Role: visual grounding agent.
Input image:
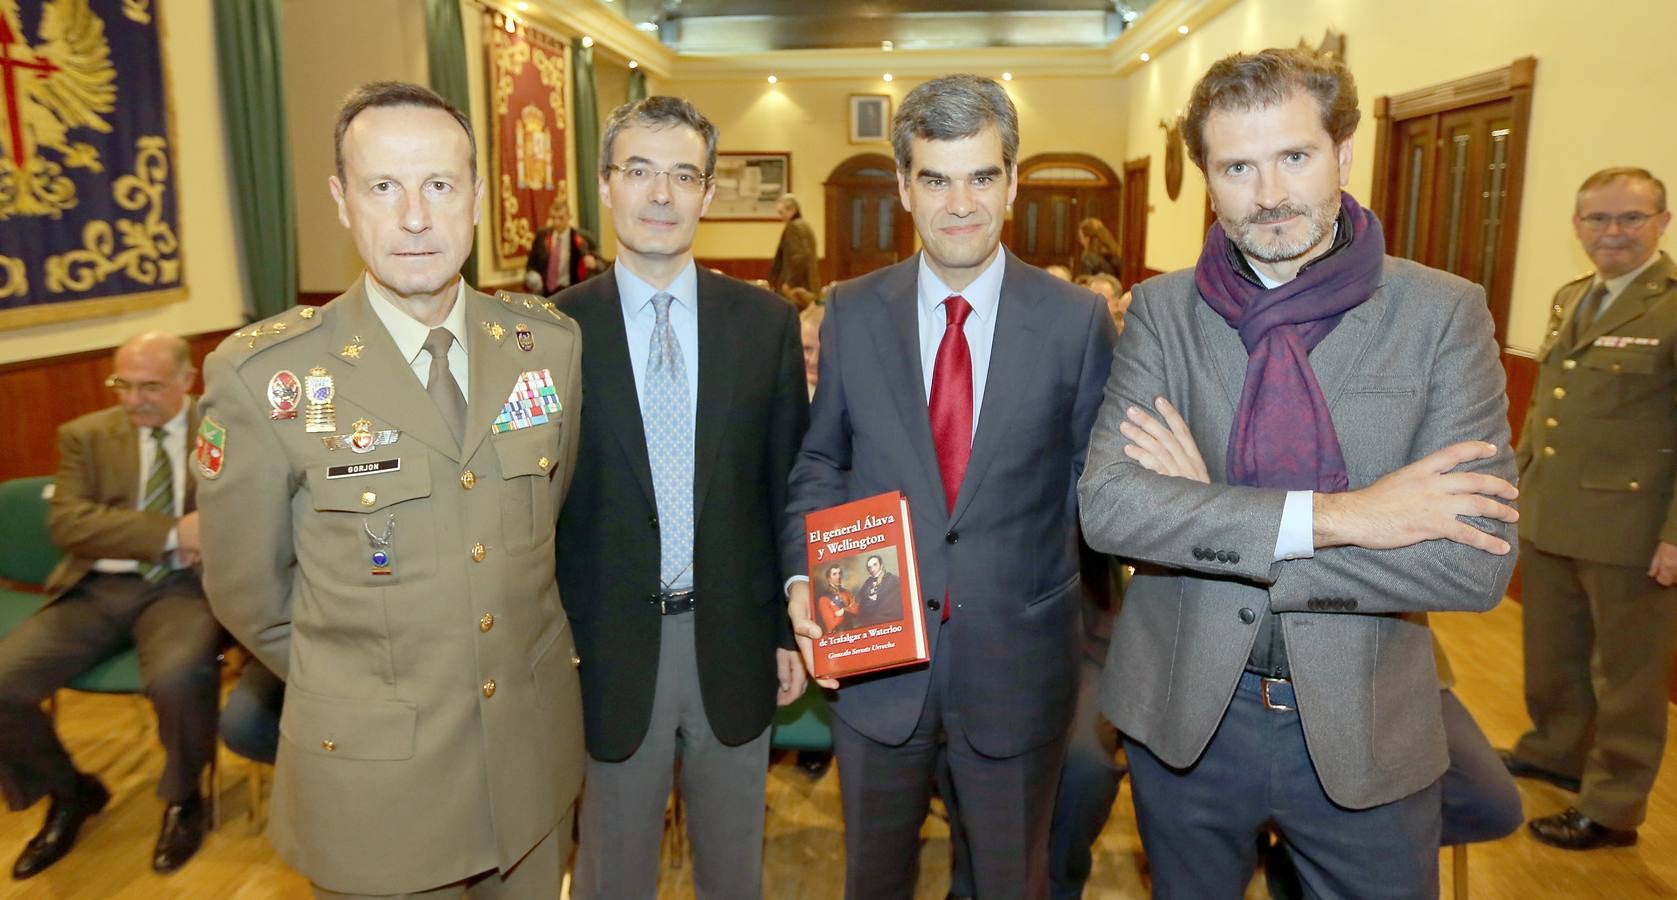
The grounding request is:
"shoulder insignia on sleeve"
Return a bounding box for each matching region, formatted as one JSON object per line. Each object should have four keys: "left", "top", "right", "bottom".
{"left": 227, "top": 305, "right": 324, "bottom": 356}
{"left": 195, "top": 415, "right": 227, "bottom": 479}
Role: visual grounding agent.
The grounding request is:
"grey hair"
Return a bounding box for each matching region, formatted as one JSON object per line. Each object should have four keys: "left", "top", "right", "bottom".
{"left": 600, "top": 95, "right": 719, "bottom": 178}
{"left": 1576, "top": 167, "right": 1667, "bottom": 213}
{"left": 891, "top": 74, "right": 1020, "bottom": 174}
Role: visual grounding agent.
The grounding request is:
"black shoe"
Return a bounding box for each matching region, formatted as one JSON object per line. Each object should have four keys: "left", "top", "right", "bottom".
{"left": 1498, "top": 749, "right": 1582, "bottom": 792}
{"left": 151, "top": 794, "right": 206, "bottom": 874}
{"left": 1528, "top": 807, "right": 1637, "bottom": 850}
{"left": 11, "top": 774, "right": 110, "bottom": 880}
{"left": 796, "top": 750, "right": 833, "bottom": 779}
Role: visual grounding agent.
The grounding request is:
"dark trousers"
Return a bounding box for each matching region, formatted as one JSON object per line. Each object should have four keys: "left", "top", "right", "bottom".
{"left": 831, "top": 628, "right": 1068, "bottom": 900}
{"left": 944, "top": 657, "right": 1124, "bottom": 899}
{"left": 1126, "top": 672, "right": 1441, "bottom": 900}
{"left": 0, "top": 572, "right": 221, "bottom": 808}
{"left": 1514, "top": 539, "right": 1677, "bottom": 829}
{"left": 221, "top": 656, "right": 284, "bottom": 765}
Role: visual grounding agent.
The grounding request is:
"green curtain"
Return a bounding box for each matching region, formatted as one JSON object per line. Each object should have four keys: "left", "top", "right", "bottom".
{"left": 628, "top": 67, "right": 647, "bottom": 103}
{"left": 425, "top": 0, "right": 478, "bottom": 286}
{"left": 571, "top": 38, "right": 601, "bottom": 240}
{"left": 213, "top": 0, "right": 296, "bottom": 321}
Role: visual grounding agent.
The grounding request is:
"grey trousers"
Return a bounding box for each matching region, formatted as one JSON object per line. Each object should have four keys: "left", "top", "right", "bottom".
{"left": 312, "top": 817, "right": 568, "bottom": 900}
{"left": 0, "top": 571, "right": 221, "bottom": 808}
{"left": 572, "top": 613, "right": 771, "bottom": 900}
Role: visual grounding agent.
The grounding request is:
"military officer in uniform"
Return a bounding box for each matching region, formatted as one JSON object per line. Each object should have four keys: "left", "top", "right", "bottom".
{"left": 1508, "top": 166, "right": 1677, "bottom": 850}
{"left": 197, "top": 82, "right": 584, "bottom": 897}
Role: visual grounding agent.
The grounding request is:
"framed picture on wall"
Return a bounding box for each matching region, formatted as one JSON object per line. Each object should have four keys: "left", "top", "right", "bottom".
{"left": 850, "top": 94, "right": 891, "bottom": 143}
{"left": 704, "top": 152, "right": 791, "bottom": 220}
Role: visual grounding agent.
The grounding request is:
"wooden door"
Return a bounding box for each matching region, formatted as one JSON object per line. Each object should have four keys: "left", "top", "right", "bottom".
{"left": 823, "top": 154, "right": 915, "bottom": 282}
{"left": 1121, "top": 157, "right": 1150, "bottom": 288}
{"left": 1372, "top": 58, "right": 1535, "bottom": 345}
{"left": 1006, "top": 153, "right": 1122, "bottom": 272}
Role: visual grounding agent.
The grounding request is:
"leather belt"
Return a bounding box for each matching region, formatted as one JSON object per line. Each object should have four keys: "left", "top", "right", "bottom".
{"left": 652, "top": 589, "right": 695, "bottom": 616}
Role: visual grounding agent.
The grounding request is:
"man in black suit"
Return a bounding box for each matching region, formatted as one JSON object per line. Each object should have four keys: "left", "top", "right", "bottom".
{"left": 855, "top": 554, "right": 902, "bottom": 627}
{"left": 782, "top": 74, "right": 1117, "bottom": 899}
{"left": 555, "top": 95, "right": 809, "bottom": 899}
{"left": 525, "top": 200, "right": 598, "bottom": 295}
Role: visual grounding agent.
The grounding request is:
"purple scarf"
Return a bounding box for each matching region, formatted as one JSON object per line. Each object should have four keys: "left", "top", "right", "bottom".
{"left": 1195, "top": 192, "right": 1385, "bottom": 492}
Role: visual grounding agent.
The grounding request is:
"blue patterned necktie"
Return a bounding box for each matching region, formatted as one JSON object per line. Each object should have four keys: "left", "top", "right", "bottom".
{"left": 138, "top": 427, "right": 173, "bottom": 582}
{"left": 645, "top": 292, "right": 694, "bottom": 588}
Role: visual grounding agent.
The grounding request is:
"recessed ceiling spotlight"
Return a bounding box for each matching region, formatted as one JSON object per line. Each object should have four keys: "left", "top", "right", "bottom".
{"left": 582, "top": 36, "right": 595, "bottom": 48}
{"left": 1178, "top": 24, "right": 1189, "bottom": 34}
{"left": 1002, "top": 72, "right": 1013, "bottom": 81}
{"left": 516, "top": 1, "right": 528, "bottom": 10}
{"left": 628, "top": 60, "right": 639, "bottom": 69}
{"left": 767, "top": 75, "right": 778, "bottom": 84}
{"left": 503, "top": 16, "right": 516, "bottom": 33}
{"left": 883, "top": 73, "right": 893, "bottom": 82}
{"left": 636, "top": 20, "right": 658, "bottom": 32}
{"left": 1139, "top": 52, "right": 1150, "bottom": 62}
{"left": 882, "top": 40, "right": 894, "bottom": 52}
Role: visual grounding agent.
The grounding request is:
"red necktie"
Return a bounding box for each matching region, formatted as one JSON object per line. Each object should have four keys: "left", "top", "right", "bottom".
{"left": 545, "top": 230, "right": 562, "bottom": 293}
{"left": 929, "top": 295, "right": 973, "bottom": 623}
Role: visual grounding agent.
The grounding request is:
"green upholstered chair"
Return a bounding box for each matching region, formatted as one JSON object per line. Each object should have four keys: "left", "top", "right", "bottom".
{"left": 0, "top": 476, "right": 59, "bottom": 637}
{"left": 770, "top": 686, "right": 834, "bottom": 752}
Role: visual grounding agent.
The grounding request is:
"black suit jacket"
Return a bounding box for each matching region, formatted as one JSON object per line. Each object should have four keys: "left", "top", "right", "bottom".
{"left": 527, "top": 227, "right": 597, "bottom": 294}
{"left": 555, "top": 265, "right": 809, "bottom": 760}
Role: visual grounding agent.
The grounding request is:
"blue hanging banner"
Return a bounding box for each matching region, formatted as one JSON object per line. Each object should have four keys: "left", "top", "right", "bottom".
{"left": 0, "top": 0, "right": 183, "bottom": 329}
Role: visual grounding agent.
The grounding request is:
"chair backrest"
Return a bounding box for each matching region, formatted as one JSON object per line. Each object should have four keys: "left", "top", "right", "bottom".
{"left": 0, "top": 476, "right": 63, "bottom": 586}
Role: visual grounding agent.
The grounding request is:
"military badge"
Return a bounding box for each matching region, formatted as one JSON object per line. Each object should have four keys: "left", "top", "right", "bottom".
{"left": 483, "top": 321, "right": 506, "bottom": 343}
{"left": 321, "top": 418, "right": 400, "bottom": 453}
{"left": 492, "top": 368, "right": 561, "bottom": 434}
{"left": 304, "top": 367, "right": 336, "bottom": 433}
{"left": 267, "top": 370, "right": 301, "bottom": 420}
{"left": 365, "top": 514, "right": 395, "bottom": 576}
{"left": 195, "top": 416, "right": 227, "bottom": 480}
{"left": 516, "top": 324, "right": 534, "bottom": 352}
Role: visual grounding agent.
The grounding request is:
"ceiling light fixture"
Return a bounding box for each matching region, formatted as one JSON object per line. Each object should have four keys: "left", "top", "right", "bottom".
{"left": 628, "top": 60, "right": 639, "bottom": 69}
{"left": 581, "top": 35, "right": 594, "bottom": 48}
{"left": 1139, "top": 52, "right": 1150, "bottom": 62}
{"left": 883, "top": 73, "right": 893, "bottom": 82}
{"left": 503, "top": 16, "right": 516, "bottom": 33}
{"left": 1178, "top": 24, "right": 1189, "bottom": 34}
{"left": 1002, "top": 72, "right": 1013, "bottom": 81}
{"left": 767, "top": 75, "right": 778, "bottom": 84}
{"left": 516, "top": 1, "right": 528, "bottom": 10}
{"left": 636, "top": 21, "right": 658, "bottom": 32}
{"left": 882, "top": 40, "right": 894, "bottom": 52}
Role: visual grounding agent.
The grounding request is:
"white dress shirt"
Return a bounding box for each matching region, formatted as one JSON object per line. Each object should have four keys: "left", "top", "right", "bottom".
{"left": 93, "top": 406, "right": 189, "bottom": 573}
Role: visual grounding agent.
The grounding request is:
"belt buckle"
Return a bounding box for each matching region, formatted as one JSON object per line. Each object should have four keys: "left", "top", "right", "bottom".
{"left": 1260, "top": 677, "right": 1295, "bottom": 712}
{"left": 657, "top": 589, "right": 694, "bottom": 615}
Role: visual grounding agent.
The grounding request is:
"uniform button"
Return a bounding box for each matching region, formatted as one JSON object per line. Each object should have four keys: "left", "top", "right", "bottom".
{"left": 538, "top": 456, "right": 551, "bottom": 471}
{"left": 1562, "top": 359, "right": 1577, "bottom": 370}
{"left": 471, "top": 542, "right": 487, "bottom": 562}
{"left": 482, "top": 679, "right": 496, "bottom": 698}
{"left": 1238, "top": 608, "right": 1256, "bottom": 624}
{"left": 1549, "top": 329, "right": 1561, "bottom": 338}
{"left": 479, "top": 612, "right": 494, "bottom": 632}
{"left": 1630, "top": 481, "right": 1641, "bottom": 491}
{"left": 571, "top": 655, "right": 582, "bottom": 668}
{"left": 1545, "top": 417, "right": 1558, "bottom": 428}
{"left": 321, "top": 739, "right": 336, "bottom": 752}
{"left": 1542, "top": 446, "right": 1556, "bottom": 457}
{"left": 649, "top": 516, "right": 659, "bottom": 529}
{"left": 945, "top": 531, "right": 958, "bottom": 544}
{"left": 1552, "top": 304, "right": 1563, "bottom": 314}
{"left": 460, "top": 470, "right": 477, "bottom": 489}
{"left": 927, "top": 597, "right": 941, "bottom": 611}
{"left": 1552, "top": 387, "right": 1566, "bottom": 400}
{"left": 360, "top": 491, "right": 376, "bottom": 506}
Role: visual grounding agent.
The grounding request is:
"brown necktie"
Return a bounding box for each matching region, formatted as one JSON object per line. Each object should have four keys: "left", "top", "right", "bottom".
{"left": 423, "top": 327, "right": 466, "bottom": 446}
{"left": 1567, "top": 282, "right": 1610, "bottom": 346}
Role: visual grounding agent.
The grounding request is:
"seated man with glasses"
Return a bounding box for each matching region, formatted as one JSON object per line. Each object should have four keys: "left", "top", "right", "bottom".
{"left": 1505, "top": 165, "right": 1677, "bottom": 851}
{"left": 0, "top": 331, "right": 222, "bottom": 880}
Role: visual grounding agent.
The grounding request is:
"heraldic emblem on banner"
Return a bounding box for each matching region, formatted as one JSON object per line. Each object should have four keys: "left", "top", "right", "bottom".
{"left": 485, "top": 10, "right": 568, "bottom": 269}
{"left": 0, "top": 0, "right": 183, "bottom": 330}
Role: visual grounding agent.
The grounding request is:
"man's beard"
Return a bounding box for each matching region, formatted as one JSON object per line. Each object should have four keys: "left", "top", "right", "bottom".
{"left": 1225, "top": 194, "right": 1339, "bottom": 263}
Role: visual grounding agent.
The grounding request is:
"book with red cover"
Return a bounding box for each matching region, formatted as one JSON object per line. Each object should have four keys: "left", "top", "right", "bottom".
{"left": 804, "top": 491, "right": 928, "bottom": 679}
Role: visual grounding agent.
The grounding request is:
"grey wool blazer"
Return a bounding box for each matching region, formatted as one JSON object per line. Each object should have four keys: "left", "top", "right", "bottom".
{"left": 1077, "top": 256, "right": 1517, "bottom": 810}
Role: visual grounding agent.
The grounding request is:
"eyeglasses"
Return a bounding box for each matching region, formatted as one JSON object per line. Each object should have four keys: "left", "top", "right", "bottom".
{"left": 1578, "top": 211, "right": 1662, "bottom": 231}
{"left": 605, "top": 164, "right": 711, "bottom": 194}
{"left": 104, "top": 376, "right": 171, "bottom": 397}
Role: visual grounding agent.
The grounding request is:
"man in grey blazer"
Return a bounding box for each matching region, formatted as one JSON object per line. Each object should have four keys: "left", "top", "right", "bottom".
{"left": 1078, "top": 49, "right": 1518, "bottom": 898}
{"left": 783, "top": 75, "right": 1116, "bottom": 899}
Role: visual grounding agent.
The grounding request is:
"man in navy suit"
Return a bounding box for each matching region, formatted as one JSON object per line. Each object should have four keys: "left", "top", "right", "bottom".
{"left": 782, "top": 74, "right": 1117, "bottom": 899}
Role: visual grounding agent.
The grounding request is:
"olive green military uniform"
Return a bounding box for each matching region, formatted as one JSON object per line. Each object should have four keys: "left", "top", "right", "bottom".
{"left": 1513, "top": 252, "right": 1677, "bottom": 830}
{"left": 196, "top": 279, "right": 585, "bottom": 895}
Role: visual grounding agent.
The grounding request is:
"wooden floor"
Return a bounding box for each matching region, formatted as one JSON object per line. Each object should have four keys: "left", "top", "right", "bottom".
{"left": 3, "top": 599, "right": 1674, "bottom": 899}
